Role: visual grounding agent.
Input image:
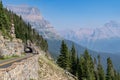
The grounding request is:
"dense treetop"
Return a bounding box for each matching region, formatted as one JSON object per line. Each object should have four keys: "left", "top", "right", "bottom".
{"left": 57, "top": 40, "right": 120, "bottom": 80}
{"left": 0, "top": 1, "right": 48, "bottom": 52}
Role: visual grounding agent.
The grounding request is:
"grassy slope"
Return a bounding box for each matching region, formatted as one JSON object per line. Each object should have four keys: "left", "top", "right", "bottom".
{"left": 38, "top": 55, "right": 77, "bottom": 80}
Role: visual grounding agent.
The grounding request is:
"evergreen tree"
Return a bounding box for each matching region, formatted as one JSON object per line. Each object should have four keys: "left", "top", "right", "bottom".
{"left": 67, "top": 49, "right": 71, "bottom": 71}
{"left": 78, "top": 50, "right": 95, "bottom": 80}
{"left": 57, "top": 40, "right": 69, "bottom": 70}
{"left": 0, "top": 1, "right": 48, "bottom": 52}
{"left": 0, "top": 1, "right": 10, "bottom": 31}
{"left": 78, "top": 56, "right": 86, "bottom": 80}
{"left": 83, "top": 49, "right": 95, "bottom": 80}
{"left": 116, "top": 72, "right": 120, "bottom": 80}
{"left": 106, "top": 57, "right": 115, "bottom": 80}
{"left": 97, "top": 55, "right": 105, "bottom": 80}
{"left": 94, "top": 57, "right": 99, "bottom": 80}
{"left": 0, "top": 1, "right": 3, "bottom": 12}
{"left": 114, "top": 70, "right": 120, "bottom": 80}
{"left": 70, "top": 44, "right": 77, "bottom": 75}
{"left": 76, "top": 54, "right": 79, "bottom": 77}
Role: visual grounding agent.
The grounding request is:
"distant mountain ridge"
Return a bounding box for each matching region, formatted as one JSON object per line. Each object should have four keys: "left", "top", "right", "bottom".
{"left": 59, "top": 21, "right": 120, "bottom": 53}
{"left": 7, "top": 5, "right": 62, "bottom": 40}
{"left": 6, "top": 5, "right": 120, "bottom": 71}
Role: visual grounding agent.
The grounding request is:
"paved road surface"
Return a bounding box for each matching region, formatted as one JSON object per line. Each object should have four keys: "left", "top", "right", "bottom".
{"left": 0, "top": 53, "right": 33, "bottom": 68}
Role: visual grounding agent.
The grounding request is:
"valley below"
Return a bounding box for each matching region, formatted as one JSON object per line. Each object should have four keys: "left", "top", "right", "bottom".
{"left": 1, "top": 0, "right": 120, "bottom": 80}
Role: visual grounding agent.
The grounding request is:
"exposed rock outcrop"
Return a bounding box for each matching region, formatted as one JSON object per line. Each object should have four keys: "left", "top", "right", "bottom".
{"left": 0, "top": 51, "right": 76, "bottom": 80}
{"left": 7, "top": 5, "right": 62, "bottom": 40}
{"left": 0, "top": 54, "right": 40, "bottom": 80}
{"left": 0, "top": 33, "right": 24, "bottom": 57}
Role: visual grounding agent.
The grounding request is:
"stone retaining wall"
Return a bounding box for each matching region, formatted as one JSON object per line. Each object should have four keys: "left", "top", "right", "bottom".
{"left": 0, "top": 55, "right": 39, "bottom": 80}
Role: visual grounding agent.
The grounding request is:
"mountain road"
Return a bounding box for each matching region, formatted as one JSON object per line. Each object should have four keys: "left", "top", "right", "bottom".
{"left": 0, "top": 53, "right": 33, "bottom": 68}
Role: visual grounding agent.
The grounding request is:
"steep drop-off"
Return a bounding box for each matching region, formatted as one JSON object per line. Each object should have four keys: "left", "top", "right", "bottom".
{"left": 0, "top": 52, "right": 76, "bottom": 80}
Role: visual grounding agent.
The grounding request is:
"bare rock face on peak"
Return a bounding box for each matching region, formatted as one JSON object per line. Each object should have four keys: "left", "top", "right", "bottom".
{"left": 7, "top": 5, "right": 62, "bottom": 40}
{"left": 59, "top": 21, "right": 120, "bottom": 53}
{"left": 0, "top": 33, "right": 24, "bottom": 57}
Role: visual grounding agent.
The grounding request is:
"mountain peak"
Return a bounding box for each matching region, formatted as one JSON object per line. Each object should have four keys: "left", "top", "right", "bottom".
{"left": 104, "top": 20, "right": 120, "bottom": 28}
{"left": 7, "top": 5, "right": 41, "bottom": 16}
{"left": 7, "top": 5, "right": 62, "bottom": 40}
{"left": 6, "top": 4, "right": 29, "bottom": 8}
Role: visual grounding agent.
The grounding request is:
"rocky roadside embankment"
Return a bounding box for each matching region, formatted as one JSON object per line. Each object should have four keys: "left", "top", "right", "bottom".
{"left": 0, "top": 53, "right": 40, "bottom": 80}
{"left": 0, "top": 51, "right": 77, "bottom": 80}
{"left": 0, "top": 33, "right": 24, "bottom": 57}
{"left": 0, "top": 31, "right": 76, "bottom": 80}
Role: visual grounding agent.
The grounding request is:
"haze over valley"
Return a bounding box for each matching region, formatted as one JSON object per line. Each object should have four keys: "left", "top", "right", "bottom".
{"left": 1, "top": 0, "right": 120, "bottom": 80}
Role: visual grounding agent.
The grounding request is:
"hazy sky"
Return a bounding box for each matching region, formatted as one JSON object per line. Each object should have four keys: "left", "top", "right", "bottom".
{"left": 2, "top": 0, "right": 120, "bottom": 30}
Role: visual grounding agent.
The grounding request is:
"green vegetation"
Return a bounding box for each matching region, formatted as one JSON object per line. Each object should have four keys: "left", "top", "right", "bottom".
{"left": 0, "top": 1, "right": 48, "bottom": 52}
{"left": 70, "top": 44, "right": 77, "bottom": 75}
{"left": 0, "top": 1, "right": 11, "bottom": 39}
{"left": 57, "top": 40, "right": 120, "bottom": 80}
{"left": 106, "top": 57, "right": 116, "bottom": 80}
{"left": 97, "top": 55, "right": 106, "bottom": 80}
{"left": 0, "top": 54, "right": 22, "bottom": 60}
{"left": 39, "top": 54, "right": 62, "bottom": 71}
{"left": 38, "top": 54, "right": 75, "bottom": 80}
{"left": 30, "top": 79, "right": 36, "bottom": 80}
{"left": 57, "top": 40, "right": 69, "bottom": 70}
{"left": 0, "top": 52, "right": 25, "bottom": 60}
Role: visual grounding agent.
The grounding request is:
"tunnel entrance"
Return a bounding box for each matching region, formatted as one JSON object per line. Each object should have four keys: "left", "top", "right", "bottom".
{"left": 24, "top": 47, "right": 33, "bottom": 53}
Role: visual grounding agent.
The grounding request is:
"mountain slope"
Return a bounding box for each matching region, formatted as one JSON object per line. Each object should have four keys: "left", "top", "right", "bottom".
{"left": 38, "top": 54, "right": 76, "bottom": 80}
{"left": 59, "top": 21, "right": 120, "bottom": 53}
{"left": 7, "top": 5, "right": 62, "bottom": 40}
{"left": 47, "top": 39, "right": 120, "bottom": 71}
{"left": 0, "top": 3, "right": 76, "bottom": 80}
{"left": 7, "top": 5, "right": 120, "bottom": 71}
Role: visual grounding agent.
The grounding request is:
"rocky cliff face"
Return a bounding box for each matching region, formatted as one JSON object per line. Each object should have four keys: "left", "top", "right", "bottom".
{"left": 0, "top": 33, "right": 24, "bottom": 57}
{"left": 59, "top": 21, "right": 120, "bottom": 53}
{"left": 0, "top": 54, "right": 40, "bottom": 80}
{"left": 60, "top": 21, "right": 120, "bottom": 41}
{"left": 0, "top": 51, "right": 76, "bottom": 80}
{"left": 7, "top": 5, "right": 62, "bottom": 40}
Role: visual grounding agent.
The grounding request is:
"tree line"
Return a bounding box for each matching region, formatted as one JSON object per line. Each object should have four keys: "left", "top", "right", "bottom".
{"left": 57, "top": 40, "right": 120, "bottom": 80}
{"left": 0, "top": 1, "right": 48, "bottom": 52}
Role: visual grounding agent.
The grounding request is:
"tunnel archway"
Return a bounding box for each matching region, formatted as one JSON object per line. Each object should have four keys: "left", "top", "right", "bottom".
{"left": 24, "top": 47, "right": 33, "bottom": 53}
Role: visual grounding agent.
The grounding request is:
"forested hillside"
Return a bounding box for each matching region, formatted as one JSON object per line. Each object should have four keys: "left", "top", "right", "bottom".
{"left": 57, "top": 40, "right": 120, "bottom": 80}
{"left": 0, "top": 1, "right": 48, "bottom": 52}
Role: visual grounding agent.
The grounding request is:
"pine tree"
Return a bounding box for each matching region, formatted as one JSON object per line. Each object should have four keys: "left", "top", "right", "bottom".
{"left": 0, "top": 0, "right": 3, "bottom": 11}
{"left": 78, "top": 50, "right": 95, "bottom": 80}
{"left": 76, "top": 54, "right": 79, "bottom": 77}
{"left": 94, "top": 57, "right": 99, "bottom": 80}
{"left": 114, "top": 70, "right": 120, "bottom": 80}
{"left": 70, "top": 44, "right": 77, "bottom": 75}
{"left": 0, "top": 1, "right": 10, "bottom": 36}
{"left": 0, "top": 1, "right": 5, "bottom": 29}
{"left": 97, "top": 55, "right": 105, "bottom": 80}
{"left": 106, "top": 57, "right": 115, "bottom": 80}
{"left": 57, "top": 40, "right": 69, "bottom": 70}
{"left": 78, "top": 56, "right": 86, "bottom": 80}
{"left": 0, "top": 1, "right": 7, "bottom": 28}
{"left": 83, "top": 49, "right": 95, "bottom": 80}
